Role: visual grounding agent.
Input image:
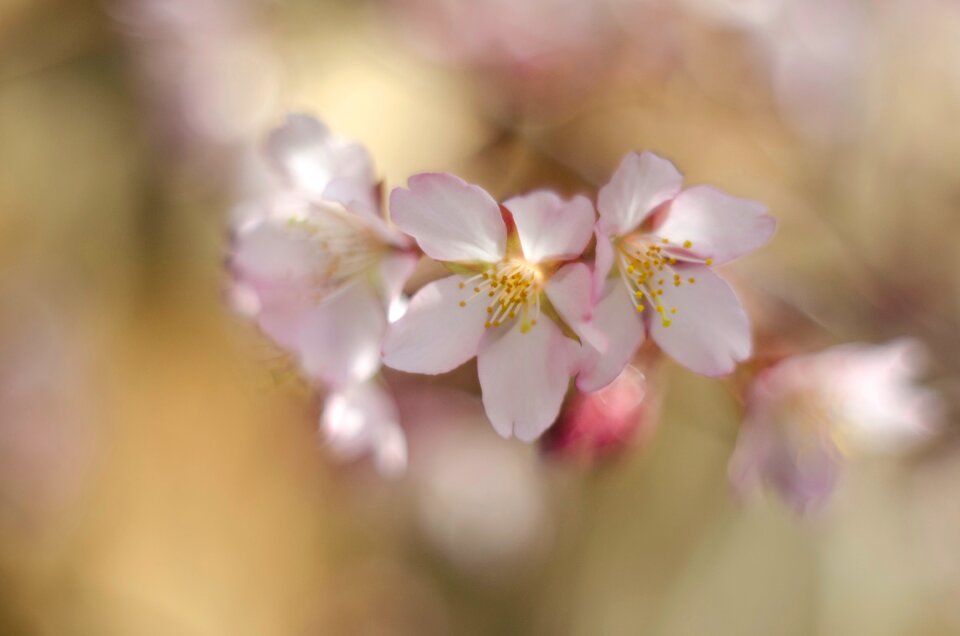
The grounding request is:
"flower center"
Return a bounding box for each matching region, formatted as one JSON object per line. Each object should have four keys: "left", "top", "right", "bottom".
{"left": 457, "top": 259, "right": 543, "bottom": 332}
{"left": 285, "top": 208, "right": 384, "bottom": 301}
{"left": 615, "top": 235, "right": 710, "bottom": 328}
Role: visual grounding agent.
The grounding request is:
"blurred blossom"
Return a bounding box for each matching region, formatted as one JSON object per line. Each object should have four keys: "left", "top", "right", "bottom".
{"left": 383, "top": 175, "right": 599, "bottom": 441}
{"left": 397, "top": 386, "right": 552, "bottom": 577}
{"left": 757, "top": 0, "right": 869, "bottom": 142}
{"left": 679, "top": 0, "right": 784, "bottom": 28}
{"left": 381, "top": 0, "right": 614, "bottom": 111}
{"left": 0, "top": 288, "right": 94, "bottom": 532}
{"left": 109, "top": 0, "right": 279, "bottom": 160}
{"left": 588, "top": 151, "right": 775, "bottom": 384}
{"left": 543, "top": 364, "right": 659, "bottom": 461}
{"left": 729, "top": 339, "right": 944, "bottom": 514}
{"left": 228, "top": 114, "right": 417, "bottom": 475}
{"left": 321, "top": 380, "right": 407, "bottom": 478}
{"left": 677, "top": 0, "right": 871, "bottom": 141}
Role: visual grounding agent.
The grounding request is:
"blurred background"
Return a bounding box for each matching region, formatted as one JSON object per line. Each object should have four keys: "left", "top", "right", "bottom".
{"left": 2, "top": 0, "right": 960, "bottom": 634}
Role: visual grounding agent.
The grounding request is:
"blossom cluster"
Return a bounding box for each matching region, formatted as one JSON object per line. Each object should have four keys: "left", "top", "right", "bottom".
{"left": 226, "top": 114, "right": 943, "bottom": 513}
{"left": 227, "top": 114, "right": 774, "bottom": 470}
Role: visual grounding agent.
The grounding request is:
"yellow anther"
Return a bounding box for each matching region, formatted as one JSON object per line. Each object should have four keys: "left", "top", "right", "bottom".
{"left": 683, "top": 240, "right": 692, "bottom": 248}
{"left": 662, "top": 319, "right": 672, "bottom": 327}
{"left": 705, "top": 258, "right": 714, "bottom": 266}
{"left": 670, "top": 308, "right": 677, "bottom": 314}
{"left": 662, "top": 238, "right": 670, "bottom": 244}
{"left": 458, "top": 300, "right": 466, "bottom": 307}
{"left": 635, "top": 305, "right": 645, "bottom": 313}
{"left": 458, "top": 282, "right": 465, "bottom": 289}
{"left": 688, "top": 277, "right": 696, "bottom": 283}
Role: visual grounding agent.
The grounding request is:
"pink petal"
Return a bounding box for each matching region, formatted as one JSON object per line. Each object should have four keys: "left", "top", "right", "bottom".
{"left": 597, "top": 151, "right": 683, "bottom": 237}
{"left": 544, "top": 262, "right": 606, "bottom": 351}
{"left": 265, "top": 113, "right": 377, "bottom": 211}
{"left": 504, "top": 191, "right": 595, "bottom": 262}
{"left": 298, "top": 283, "right": 386, "bottom": 387}
{"left": 477, "top": 318, "right": 579, "bottom": 441}
{"left": 382, "top": 275, "right": 488, "bottom": 374}
{"left": 592, "top": 229, "right": 615, "bottom": 301}
{"left": 321, "top": 380, "right": 407, "bottom": 478}
{"left": 576, "top": 281, "right": 645, "bottom": 392}
{"left": 648, "top": 265, "right": 751, "bottom": 376}
{"left": 657, "top": 186, "right": 775, "bottom": 265}
{"left": 390, "top": 173, "right": 506, "bottom": 263}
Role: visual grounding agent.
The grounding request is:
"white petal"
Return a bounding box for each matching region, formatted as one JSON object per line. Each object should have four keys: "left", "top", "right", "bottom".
{"left": 389, "top": 173, "right": 506, "bottom": 263}
{"left": 504, "top": 191, "right": 595, "bottom": 262}
{"left": 265, "top": 113, "right": 376, "bottom": 210}
{"left": 298, "top": 283, "right": 386, "bottom": 387}
{"left": 321, "top": 380, "right": 407, "bottom": 478}
{"left": 597, "top": 151, "right": 683, "bottom": 237}
{"left": 382, "top": 275, "right": 489, "bottom": 374}
{"left": 657, "top": 185, "right": 776, "bottom": 265}
{"left": 477, "top": 319, "right": 579, "bottom": 442}
{"left": 649, "top": 265, "right": 751, "bottom": 377}
{"left": 576, "top": 281, "right": 645, "bottom": 392}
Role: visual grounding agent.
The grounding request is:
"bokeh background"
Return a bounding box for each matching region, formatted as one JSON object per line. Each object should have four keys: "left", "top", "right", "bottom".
{"left": 2, "top": 0, "right": 960, "bottom": 634}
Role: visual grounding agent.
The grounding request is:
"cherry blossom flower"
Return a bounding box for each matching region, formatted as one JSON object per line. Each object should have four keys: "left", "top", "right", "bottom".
{"left": 228, "top": 115, "right": 417, "bottom": 475}
{"left": 382, "top": 174, "right": 601, "bottom": 441}
{"left": 582, "top": 151, "right": 775, "bottom": 390}
{"left": 230, "top": 115, "right": 416, "bottom": 388}
{"left": 728, "top": 339, "right": 943, "bottom": 513}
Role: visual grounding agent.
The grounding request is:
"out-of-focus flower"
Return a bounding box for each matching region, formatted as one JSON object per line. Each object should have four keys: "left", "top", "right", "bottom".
{"left": 382, "top": 174, "right": 601, "bottom": 441}
{"left": 757, "top": 0, "right": 869, "bottom": 142}
{"left": 396, "top": 384, "right": 552, "bottom": 577}
{"left": 543, "top": 364, "right": 659, "bottom": 462}
{"left": 383, "top": 0, "right": 610, "bottom": 74}
{"left": 230, "top": 114, "right": 417, "bottom": 389}
{"left": 684, "top": 0, "right": 869, "bottom": 142}
{"left": 586, "top": 151, "right": 775, "bottom": 387}
{"left": 381, "top": 0, "right": 615, "bottom": 112}
{"left": 109, "top": 0, "right": 279, "bottom": 159}
{"left": 321, "top": 379, "right": 407, "bottom": 478}
{"left": 729, "top": 339, "right": 943, "bottom": 513}
{"left": 228, "top": 115, "right": 417, "bottom": 475}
